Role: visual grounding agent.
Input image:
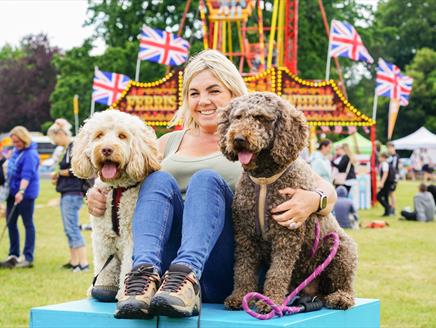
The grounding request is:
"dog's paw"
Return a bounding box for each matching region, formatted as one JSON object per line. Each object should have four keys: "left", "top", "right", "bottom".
{"left": 255, "top": 300, "right": 272, "bottom": 314}
{"left": 324, "top": 290, "right": 355, "bottom": 310}
{"left": 224, "top": 294, "right": 244, "bottom": 310}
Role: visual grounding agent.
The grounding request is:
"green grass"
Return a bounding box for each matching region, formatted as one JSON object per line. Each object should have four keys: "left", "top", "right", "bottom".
{"left": 1, "top": 180, "right": 435, "bottom": 327}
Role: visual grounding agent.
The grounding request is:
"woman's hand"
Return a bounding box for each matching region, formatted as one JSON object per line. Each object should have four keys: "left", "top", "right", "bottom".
{"left": 50, "top": 172, "right": 58, "bottom": 185}
{"left": 271, "top": 188, "right": 320, "bottom": 230}
{"left": 14, "top": 192, "right": 24, "bottom": 205}
{"left": 87, "top": 187, "right": 109, "bottom": 217}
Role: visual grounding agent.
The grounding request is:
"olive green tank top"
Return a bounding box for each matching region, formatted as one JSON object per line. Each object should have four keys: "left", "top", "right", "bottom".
{"left": 161, "top": 130, "right": 243, "bottom": 196}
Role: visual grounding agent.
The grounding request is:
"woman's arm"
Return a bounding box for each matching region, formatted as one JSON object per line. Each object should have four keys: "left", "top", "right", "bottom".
{"left": 271, "top": 173, "right": 337, "bottom": 230}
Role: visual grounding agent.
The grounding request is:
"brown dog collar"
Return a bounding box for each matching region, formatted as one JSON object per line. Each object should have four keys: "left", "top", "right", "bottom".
{"left": 248, "top": 164, "right": 292, "bottom": 240}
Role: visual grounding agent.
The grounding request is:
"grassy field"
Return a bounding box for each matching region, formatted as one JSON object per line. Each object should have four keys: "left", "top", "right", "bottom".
{"left": 0, "top": 179, "right": 435, "bottom": 327}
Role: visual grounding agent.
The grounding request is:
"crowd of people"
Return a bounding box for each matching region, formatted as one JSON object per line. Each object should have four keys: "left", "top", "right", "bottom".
{"left": 310, "top": 139, "right": 359, "bottom": 228}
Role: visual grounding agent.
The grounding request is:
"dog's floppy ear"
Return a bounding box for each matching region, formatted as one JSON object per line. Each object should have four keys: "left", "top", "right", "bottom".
{"left": 126, "top": 124, "right": 161, "bottom": 182}
{"left": 271, "top": 98, "right": 308, "bottom": 165}
{"left": 71, "top": 122, "right": 95, "bottom": 179}
{"left": 217, "top": 102, "right": 233, "bottom": 159}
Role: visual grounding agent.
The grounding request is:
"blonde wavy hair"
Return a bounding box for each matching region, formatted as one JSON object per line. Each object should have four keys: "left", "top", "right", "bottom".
{"left": 170, "top": 49, "right": 248, "bottom": 129}
{"left": 342, "top": 143, "right": 357, "bottom": 164}
{"left": 47, "top": 118, "right": 72, "bottom": 141}
{"left": 10, "top": 126, "right": 32, "bottom": 148}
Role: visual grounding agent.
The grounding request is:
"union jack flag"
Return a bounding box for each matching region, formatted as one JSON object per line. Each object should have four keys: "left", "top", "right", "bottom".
{"left": 92, "top": 70, "right": 131, "bottom": 106}
{"left": 329, "top": 20, "right": 373, "bottom": 63}
{"left": 376, "top": 58, "right": 413, "bottom": 106}
{"left": 138, "top": 25, "right": 190, "bottom": 66}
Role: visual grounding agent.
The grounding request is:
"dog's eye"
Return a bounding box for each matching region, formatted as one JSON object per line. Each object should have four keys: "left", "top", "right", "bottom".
{"left": 95, "top": 132, "right": 104, "bottom": 139}
{"left": 118, "top": 133, "right": 127, "bottom": 140}
{"left": 233, "top": 114, "right": 242, "bottom": 120}
{"left": 253, "top": 115, "right": 264, "bottom": 120}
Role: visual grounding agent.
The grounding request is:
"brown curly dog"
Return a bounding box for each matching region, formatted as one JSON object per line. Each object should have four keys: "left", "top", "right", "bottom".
{"left": 217, "top": 92, "right": 357, "bottom": 312}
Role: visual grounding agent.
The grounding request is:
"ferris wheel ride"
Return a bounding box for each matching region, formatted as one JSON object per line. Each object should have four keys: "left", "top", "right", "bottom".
{"left": 199, "top": 0, "right": 298, "bottom": 76}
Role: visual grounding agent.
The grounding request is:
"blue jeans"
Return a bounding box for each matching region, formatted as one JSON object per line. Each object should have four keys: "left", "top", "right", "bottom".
{"left": 60, "top": 193, "right": 85, "bottom": 248}
{"left": 6, "top": 195, "right": 36, "bottom": 262}
{"left": 132, "top": 169, "right": 235, "bottom": 303}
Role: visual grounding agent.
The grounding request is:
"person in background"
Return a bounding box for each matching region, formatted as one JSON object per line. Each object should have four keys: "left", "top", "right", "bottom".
{"left": 333, "top": 186, "right": 358, "bottom": 229}
{"left": 0, "top": 147, "right": 6, "bottom": 187}
{"left": 0, "top": 126, "right": 39, "bottom": 269}
{"left": 332, "top": 143, "right": 357, "bottom": 192}
{"left": 377, "top": 152, "right": 395, "bottom": 217}
{"left": 400, "top": 183, "right": 435, "bottom": 222}
{"left": 410, "top": 148, "right": 423, "bottom": 181}
{"left": 374, "top": 140, "right": 381, "bottom": 172}
{"left": 310, "top": 139, "right": 333, "bottom": 183}
{"left": 47, "top": 119, "right": 89, "bottom": 272}
{"left": 0, "top": 148, "right": 6, "bottom": 219}
{"left": 421, "top": 148, "right": 434, "bottom": 182}
{"left": 387, "top": 142, "right": 400, "bottom": 215}
{"left": 427, "top": 184, "right": 436, "bottom": 203}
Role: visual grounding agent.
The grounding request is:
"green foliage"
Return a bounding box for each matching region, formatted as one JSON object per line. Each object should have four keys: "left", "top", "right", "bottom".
{"left": 85, "top": 0, "right": 200, "bottom": 48}
{"left": 342, "top": 0, "right": 436, "bottom": 142}
{"left": 50, "top": 41, "right": 96, "bottom": 128}
{"left": 0, "top": 34, "right": 58, "bottom": 132}
{"left": 372, "top": 0, "right": 436, "bottom": 70}
{"left": 403, "top": 48, "right": 436, "bottom": 132}
{"left": 298, "top": 0, "right": 373, "bottom": 79}
{"left": 0, "top": 43, "right": 24, "bottom": 61}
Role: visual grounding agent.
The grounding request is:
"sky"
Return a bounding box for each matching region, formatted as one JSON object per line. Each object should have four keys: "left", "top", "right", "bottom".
{"left": 0, "top": 0, "right": 104, "bottom": 53}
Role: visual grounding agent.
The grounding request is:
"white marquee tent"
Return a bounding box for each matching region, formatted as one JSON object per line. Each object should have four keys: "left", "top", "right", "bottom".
{"left": 392, "top": 127, "right": 436, "bottom": 150}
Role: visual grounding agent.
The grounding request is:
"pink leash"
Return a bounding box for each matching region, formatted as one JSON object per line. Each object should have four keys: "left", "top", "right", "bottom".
{"left": 242, "top": 221, "right": 340, "bottom": 320}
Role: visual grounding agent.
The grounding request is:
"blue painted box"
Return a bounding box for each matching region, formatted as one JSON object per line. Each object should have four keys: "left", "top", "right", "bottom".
{"left": 30, "top": 298, "right": 380, "bottom": 328}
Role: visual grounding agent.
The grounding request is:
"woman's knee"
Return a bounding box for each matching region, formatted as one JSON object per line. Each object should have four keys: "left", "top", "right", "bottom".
{"left": 189, "top": 169, "right": 224, "bottom": 187}
{"left": 140, "top": 171, "right": 178, "bottom": 195}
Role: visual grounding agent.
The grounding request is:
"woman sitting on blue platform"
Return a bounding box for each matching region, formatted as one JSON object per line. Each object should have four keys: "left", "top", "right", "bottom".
{"left": 86, "top": 50, "right": 337, "bottom": 319}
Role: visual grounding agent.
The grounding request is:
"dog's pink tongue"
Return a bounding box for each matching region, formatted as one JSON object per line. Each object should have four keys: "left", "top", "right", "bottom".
{"left": 238, "top": 151, "right": 253, "bottom": 165}
{"left": 101, "top": 162, "right": 117, "bottom": 179}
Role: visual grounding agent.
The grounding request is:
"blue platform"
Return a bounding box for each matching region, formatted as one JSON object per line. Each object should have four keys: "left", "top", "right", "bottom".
{"left": 30, "top": 298, "right": 380, "bottom": 328}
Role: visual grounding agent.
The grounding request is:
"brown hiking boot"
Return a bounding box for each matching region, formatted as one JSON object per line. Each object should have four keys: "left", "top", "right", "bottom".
{"left": 150, "top": 264, "right": 201, "bottom": 317}
{"left": 114, "top": 264, "right": 160, "bottom": 319}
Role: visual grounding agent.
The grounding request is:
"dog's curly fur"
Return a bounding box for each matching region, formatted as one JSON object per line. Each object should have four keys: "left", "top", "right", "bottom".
{"left": 217, "top": 92, "right": 358, "bottom": 311}
{"left": 71, "top": 110, "right": 160, "bottom": 300}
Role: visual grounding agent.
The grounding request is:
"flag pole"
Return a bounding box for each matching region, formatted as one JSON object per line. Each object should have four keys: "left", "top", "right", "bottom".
{"left": 90, "top": 98, "right": 95, "bottom": 117}
{"left": 73, "top": 95, "right": 79, "bottom": 136}
{"left": 325, "top": 21, "right": 332, "bottom": 81}
{"left": 90, "top": 66, "right": 98, "bottom": 117}
{"left": 372, "top": 93, "right": 378, "bottom": 121}
{"left": 135, "top": 57, "right": 141, "bottom": 82}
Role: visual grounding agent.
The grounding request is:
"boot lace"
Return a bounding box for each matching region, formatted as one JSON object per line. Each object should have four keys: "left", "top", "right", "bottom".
{"left": 161, "top": 271, "right": 195, "bottom": 292}
{"left": 124, "top": 266, "right": 158, "bottom": 295}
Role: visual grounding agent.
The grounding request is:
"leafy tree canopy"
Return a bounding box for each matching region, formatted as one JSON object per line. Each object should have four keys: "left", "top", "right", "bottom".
{"left": 0, "top": 34, "right": 58, "bottom": 132}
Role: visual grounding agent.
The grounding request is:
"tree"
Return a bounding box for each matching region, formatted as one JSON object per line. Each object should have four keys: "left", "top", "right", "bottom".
{"left": 50, "top": 41, "right": 96, "bottom": 126}
{"left": 85, "top": 0, "right": 200, "bottom": 47}
{"left": 371, "top": 0, "right": 436, "bottom": 70}
{"left": 0, "top": 34, "right": 58, "bottom": 132}
{"left": 362, "top": 0, "right": 436, "bottom": 140}
{"left": 398, "top": 48, "right": 436, "bottom": 135}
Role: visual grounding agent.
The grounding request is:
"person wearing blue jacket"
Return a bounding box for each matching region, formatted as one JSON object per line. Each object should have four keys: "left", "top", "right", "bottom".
{"left": 0, "top": 126, "right": 40, "bottom": 269}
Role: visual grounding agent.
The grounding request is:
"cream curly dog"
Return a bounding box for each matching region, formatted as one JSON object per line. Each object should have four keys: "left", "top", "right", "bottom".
{"left": 72, "top": 110, "right": 160, "bottom": 301}
{"left": 217, "top": 92, "right": 357, "bottom": 312}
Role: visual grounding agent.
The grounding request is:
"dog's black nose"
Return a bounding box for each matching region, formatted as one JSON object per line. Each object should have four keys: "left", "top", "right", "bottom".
{"left": 102, "top": 147, "right": 113, "bottom": 157}
{"left": 234, "top": 135, "right": 246, "bottom": 147}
